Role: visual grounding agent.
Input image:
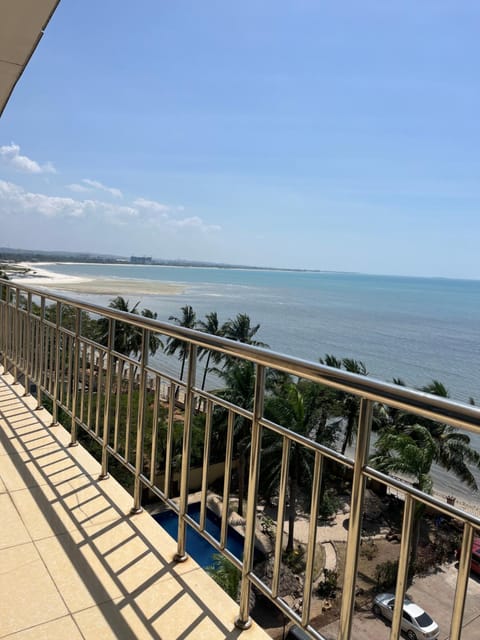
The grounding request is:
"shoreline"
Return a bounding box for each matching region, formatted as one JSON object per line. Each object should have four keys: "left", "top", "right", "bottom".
{"left": 8, "top": 262, "right": 184, "bottom": 296}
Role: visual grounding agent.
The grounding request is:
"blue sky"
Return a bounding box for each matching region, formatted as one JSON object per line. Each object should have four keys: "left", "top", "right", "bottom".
{"left": 1, "top": 1, "right": 479, "bottom": 278}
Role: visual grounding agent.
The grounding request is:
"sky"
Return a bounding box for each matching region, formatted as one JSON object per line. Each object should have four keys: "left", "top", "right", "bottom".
{"left": 1, "top": 0, "right": 479, "bottom": 278}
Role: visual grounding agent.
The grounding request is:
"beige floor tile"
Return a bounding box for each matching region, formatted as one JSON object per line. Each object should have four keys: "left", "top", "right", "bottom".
{"left": 73, "top": 600, "right": 140, "bottom": 640}
{"left": 11, "top": 480, "right": 128, "bottom": 541}
{"left": 73, "top": 589, "right": 206, "bottom": 640}
{"left": 0, "top": 493, "right": 31, "bottom": 549}
{"left": 35, "top": 529, "right": 124, "bottom": 613}
{"left": 74, "top": 590, "right": 262, "bottom": 640}
{"left": 0, "top": 443, "right": 100, "bottom": 492}
{"left": 0, "top": 542, "right": 68, "bottom": 636}
{"left": 0, "top": 375, "right": 270, "bottom": 640}
{"left": 2, "top": 615, "right": 83, "bottom": 640}
{"left": 0, "top": 421, "right": 61, "bottom": 456}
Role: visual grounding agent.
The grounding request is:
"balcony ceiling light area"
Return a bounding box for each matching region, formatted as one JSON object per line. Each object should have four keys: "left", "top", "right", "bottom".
{"left": 0, "top": 0, "right": 60, "bottom": 117}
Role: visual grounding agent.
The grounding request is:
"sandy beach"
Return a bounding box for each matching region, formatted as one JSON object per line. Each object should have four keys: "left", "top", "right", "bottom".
{"left": 8, "top": 262, "right": 184, "bottom": 296}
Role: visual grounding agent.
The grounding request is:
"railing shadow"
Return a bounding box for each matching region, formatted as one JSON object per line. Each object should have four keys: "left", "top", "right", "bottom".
{"left": 0, "top": 372, "right": 247, "bottom": 639}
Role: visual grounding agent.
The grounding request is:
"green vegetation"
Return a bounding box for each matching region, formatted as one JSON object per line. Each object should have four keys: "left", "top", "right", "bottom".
{"left": 31, "top": 298, "right": 480, "bottom": 598}
{"left": 207, "top": 554, "right": 241, "bottom": 601}
{"left": 165, "top": 305, "right": 197, "bottom": 381}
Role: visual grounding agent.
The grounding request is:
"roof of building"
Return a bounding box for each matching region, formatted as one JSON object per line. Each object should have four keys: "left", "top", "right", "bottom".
{"left": 0, "top": 0, "right": 61, "bottom": 117}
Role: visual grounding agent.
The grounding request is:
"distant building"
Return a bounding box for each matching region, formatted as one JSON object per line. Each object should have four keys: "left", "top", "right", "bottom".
{"left": 130, "top": 256, "right": 152, "bottom": 264}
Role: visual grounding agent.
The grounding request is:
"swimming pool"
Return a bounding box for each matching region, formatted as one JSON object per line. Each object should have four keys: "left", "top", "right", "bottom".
{"left": 153, "top": 503, "right": 248, "bottom": 569}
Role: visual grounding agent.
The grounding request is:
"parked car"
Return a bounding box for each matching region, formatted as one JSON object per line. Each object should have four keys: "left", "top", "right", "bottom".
{"left": 457, "top": 536, "right": 480, "bottom": 576}
{"left": 372, "top": 593, "right": 439, "bottom": 640}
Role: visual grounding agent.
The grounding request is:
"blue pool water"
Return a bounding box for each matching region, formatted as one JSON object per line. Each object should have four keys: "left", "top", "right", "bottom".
{"left": 153, "top": 503, "right": 248, "bottom": 569}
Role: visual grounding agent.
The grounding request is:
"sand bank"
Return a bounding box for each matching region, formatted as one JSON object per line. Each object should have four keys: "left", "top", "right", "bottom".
{"left": 9, "top": 263, "right": 184, "bottom": 296}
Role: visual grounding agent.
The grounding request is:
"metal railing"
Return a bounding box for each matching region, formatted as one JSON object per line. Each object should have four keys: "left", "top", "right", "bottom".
{"left": 1, "top": 278, "right": 480, "bottom": 640}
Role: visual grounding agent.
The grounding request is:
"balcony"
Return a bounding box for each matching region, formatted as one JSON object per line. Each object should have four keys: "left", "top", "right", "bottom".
{"left": 0, "top": 368, "right": 271, "bottom": 639}
{"left": 1, "top": 279, "right": 480, "bottom": 640}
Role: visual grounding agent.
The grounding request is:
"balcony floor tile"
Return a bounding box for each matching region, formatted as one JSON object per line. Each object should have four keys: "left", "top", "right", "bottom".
{"left": 0, "top": 492, "right": 31, "bottom": 550}
{"left": 0, "top": 370, "right": 269, "bottom": 640}
{"left": 0, "top": 542, "right": 69, "bottom": 637}
{"left": 1, "top": 616, "right": 84, "bottom": 640}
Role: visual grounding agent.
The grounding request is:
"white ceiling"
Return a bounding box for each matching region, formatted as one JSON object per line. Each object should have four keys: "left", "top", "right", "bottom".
{"left": 0, "top": 0, "right": 61, "bottom": 117}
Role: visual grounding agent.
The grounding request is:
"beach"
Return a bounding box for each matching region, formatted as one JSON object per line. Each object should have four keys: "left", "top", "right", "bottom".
{"left": 9, "top": 262, "right": 184, "bottom": 296}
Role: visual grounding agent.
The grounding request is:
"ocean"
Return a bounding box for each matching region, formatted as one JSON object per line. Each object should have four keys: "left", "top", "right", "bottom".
{"left": 39, "top": 263, "right": 480, "bottom": 503}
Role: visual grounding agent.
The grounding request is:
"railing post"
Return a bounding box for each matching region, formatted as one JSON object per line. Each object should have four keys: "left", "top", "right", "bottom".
{"left": 164, "top": 382, "right": 176, "bottom": 499}
{"left": 389, "top": 493, "right": 415, "bottom": 640}
{"left": 23, "top": 292, "right": 32, "bottom": 395}
{"left": 174, "top": 343, "right": 197, "bottom": 561}
{"left": 69, "top": 308, "right": 82, "bottom": 447}
{"left": 13, "top": 287, "right": 19, "bottom": 384}
{"left": 236, "top": 363, "right": 265, "bottom": 630}
{"left": 0, "top": 282, "right": 7, "bottom": 372}
{"left": 449, "top": 522, "right": 474, "bottom": 640}
{"left": 98, "top": 317, "right": 114, "bottom": 476}
{"left": 51, "top": 301, "right": 61, "bottom": 426}
{"left": 130, "top": 328, "right": 150, "bottom": 513}
{"left": 338, "top": 397, "right": 373, "bottom": 640}
{"left": 302, "top": 451, "right": 323, "bottom": 627}
{"left": 36, "top": 297, "right": 45, "bottom": 410}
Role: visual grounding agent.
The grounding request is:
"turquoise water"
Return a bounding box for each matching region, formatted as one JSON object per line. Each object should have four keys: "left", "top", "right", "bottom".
{"left": 43, "top": 263, "right": 480, "bottom": 405}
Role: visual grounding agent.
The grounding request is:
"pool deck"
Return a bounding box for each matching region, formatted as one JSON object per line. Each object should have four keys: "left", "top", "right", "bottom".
{"left": 0, "top": 368, "right": 269, "bottom": 640}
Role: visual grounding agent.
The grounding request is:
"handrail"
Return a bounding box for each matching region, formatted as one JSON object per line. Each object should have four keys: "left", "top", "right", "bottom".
{"left": 2, "top": 278, "right": 479, "bottom": 431}
{"left": 1, "top": 277, "right": 479, "bottom": 640}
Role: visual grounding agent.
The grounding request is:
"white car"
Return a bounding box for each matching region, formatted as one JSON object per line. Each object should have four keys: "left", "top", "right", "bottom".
{"left": 372, "top": 593, "right": 439, "bottom": 640}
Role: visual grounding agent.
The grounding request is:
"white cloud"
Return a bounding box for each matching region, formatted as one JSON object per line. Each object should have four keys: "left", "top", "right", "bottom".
{"left": 0, "top": 180, "right": 135, "bottom": 220}
{"left": 66, "top": 183, "right": 90, "bottom": 193}
{"left": 82, "top": 178, "right": 123, "bottom": 198}
{"left": 0, "top": 179, "right": 219, "bottom": 241}
{"left": 133, "top": 197, "right": 220, "bottom": 233}
{"left": 66, "top": 179, "right": 122, "bottom": 198}
{"left": 133, "top": 197, "right": 172, "bottom": 214}
{"left": 0, "top": 143, "right": 56, "bottom": 174}
{"left": 168, "top": 216, "right": 221, "bottom": 232}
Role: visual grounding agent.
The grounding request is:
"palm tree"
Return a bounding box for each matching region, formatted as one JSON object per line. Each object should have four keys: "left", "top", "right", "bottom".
{"left": 164, "top": 305, "right": 196, "bottom": 381}
{"left": 374, "top": 378, "right": 480, "bottom": 491}
{"left": 223, "top": 313, "right": 268, "bottom": 345}
{"left": 319, "top": 354, "right": 368, "bottom": 454}
{"left": 222, "top": 313, "right": 269, "bottom": 372}
{"left": 418, "top": 381, "right": 480, "bottom": 489}
{"left": 370, "top": 424, "right": 435, "bottom": 570}
{"left": 371, "top": 378, "right": 480, "bottom": 569}
{"left": 96, "top": 296, "right": 161, "bottom": 359}
{"left": 196, "top": 311, "right": 225, "bottom": 390}
{"left": 215, "top": 360, "right": 256, "bottom": 517}
{"left": 370, "top": 424, "right": 436, "bottom": 494}
{"left": 263, "top": 383, "right": 337, "bottom": 552}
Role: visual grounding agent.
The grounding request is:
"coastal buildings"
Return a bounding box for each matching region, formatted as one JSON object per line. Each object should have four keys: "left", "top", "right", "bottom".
{"left": 130, "top": 256, "right": 153, "bottom": 265}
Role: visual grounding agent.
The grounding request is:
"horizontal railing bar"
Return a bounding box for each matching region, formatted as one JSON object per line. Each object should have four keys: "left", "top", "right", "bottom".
{"left": 3, "top": 279, "right": 479, "bottom": 433}
{"left": 364, "top": 466, "right": 480, "bottom": 527}
{"left": 259, "top": 416, "right": 356, "bottom": 467}
{"left": 192, "top": 388, "right": 253, "bottom": 420}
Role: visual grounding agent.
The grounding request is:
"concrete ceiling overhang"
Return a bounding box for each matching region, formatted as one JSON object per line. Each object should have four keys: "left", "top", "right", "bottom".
{"left": 0, "top": 0, "right": 61, "bottom": 117}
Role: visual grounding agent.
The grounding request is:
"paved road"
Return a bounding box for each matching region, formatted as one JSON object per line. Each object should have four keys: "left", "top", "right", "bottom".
{"left": 320, "top": 562, "right": 480, "bottom": 639}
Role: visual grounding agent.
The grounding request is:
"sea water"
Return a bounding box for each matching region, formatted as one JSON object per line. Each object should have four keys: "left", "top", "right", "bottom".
{"left": 42, "top": 263, "right": 480, "bottom": 402}
{"left": 41, "top": 263, "right": 480, "bottom": 503}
